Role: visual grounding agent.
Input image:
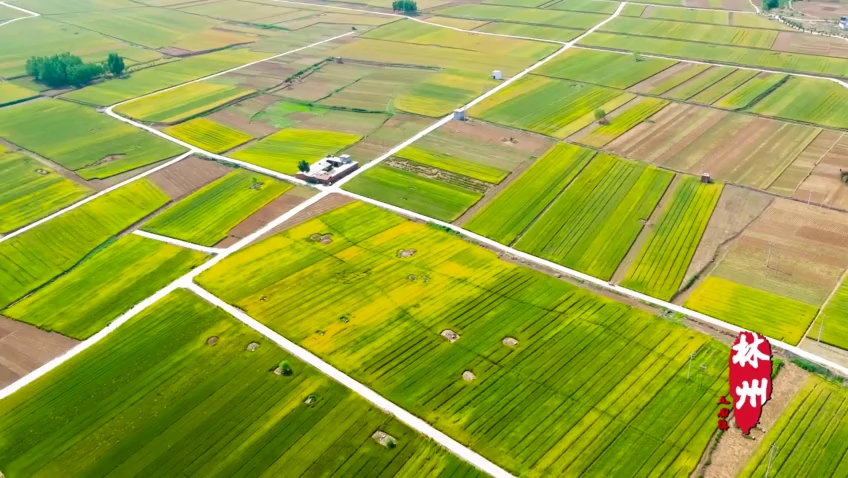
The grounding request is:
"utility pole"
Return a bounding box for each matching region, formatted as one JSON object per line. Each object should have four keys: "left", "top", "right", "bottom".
{"left": 765, "top": 443, "right": 778, "bottom": 477}
{"left": 688, "top": 351, "right": 695, "bottom": 380}
{"left": 818, "top": 314, "right": 825, "bottom": 343}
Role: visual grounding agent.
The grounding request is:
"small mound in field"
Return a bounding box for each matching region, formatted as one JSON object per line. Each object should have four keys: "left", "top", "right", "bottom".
{"left": 502, "top": 337, "right": 518, "bottom": 347}
{"left": 273, "top": 367, "right": 283, "bottom": 375}
{"left": 372, "top": 431, "right": 397, "bottom": 448}
{"left": 441, "top": 330, "right": 460, "bottom": 342}
{"left": 249, "top": 181, "right": 263, "bottom": 190}
{"left": 304, "top": 394, "right": 317, "bottom": 406}
{"left": 309, "top": 233, "right": 333, "bottom": 244}
{"left": 339, "top": 315, "right": 350, "bottom": 323}
{"left": 246, "top": 342, "right": 260, "bottom": 351}
{"left": 408, "top": 274, "right": 417, "bottom": 281}
{"left": 206, "top": 336, "right": 219, "bottom": 345}
{"left": 397, "top": 249, "right": 416, "bottom": 258}
{"left": 35, "top": 169, "right": 49, "bottom": 175}
{"left": 462, "top": 371, "right": 476, "bottom": 382}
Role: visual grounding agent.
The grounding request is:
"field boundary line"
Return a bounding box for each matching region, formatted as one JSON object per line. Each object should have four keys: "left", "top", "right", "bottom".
{"left": 0, "top": 1, "right": 39, "bottom": 27}
{"left": 801, "top": 265, "right": 848, "bottom": 346}
{"left": 331, "top": 1, "right": 627, "bottom": 188}
{"left": 331, "top": 188, "right": 848, "bottom": 378}
{"left": 186, "top": 282, "right": 514, "bottom": 478}
{"left": 132, "top": 230, "right": 225, "bottom": 254}
{"left": 0, "top": 151, "right": 194, "bottom": 244}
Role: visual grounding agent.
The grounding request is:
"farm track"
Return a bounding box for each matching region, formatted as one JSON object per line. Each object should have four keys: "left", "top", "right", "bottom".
{"left": 6, "top": 1, "right": 848, "bottom": 475}
{"left": 0, "top": 1, "right": 38, "bottom": 27}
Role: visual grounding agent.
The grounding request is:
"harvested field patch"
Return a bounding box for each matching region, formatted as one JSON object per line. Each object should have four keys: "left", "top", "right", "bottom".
{"left": 231, "top": 128, "right": 361, "bottom": 174}
{"left": 686, "top": 275, "right": 817, "bottom": 344}
{"left": 579, "top": 33, "right": 848, "bottom": 77}
{"left": 0, "top": 179, "right": 168, "bottom": 309}
{"left": 226, "top": 187, "right": 315, "bottom": 240}
{"left": 662, "top": 66, "right": 735, "bottom": 100}
{"left": 607, "top": 102, "right": 821, "bottom": 190}
{"left": 433, "top": 3, "right": 609, "bottom": 29}
{"left": 751, "top": 76, "right": 848, "bottom": 129}
{"left": 0, "top": 152, "right": 92, "bottom": 234}
{"left": 148, "top": 155, "right": 230, "bottom": 200}
{"left": 516, "top": 154, "right": 673, "bottom": 279}
{"left": 275, "top": 61, "right": 373, "bottom": 102}
{"left": 465, "top": 143, "right": 594, "bottom": 244}
{"left": 621, "top": 176, "right": 722, "bottom": 300}
{"left": 143, "top": 170, "right": 292, "bottom": 246}
{"left": 628, "top": 62, "right": 710, "bottom": 95}
{"left": 164, "top": 117, "right": 253, "bottom": 153}
{"left": 771, "top": 31, "right": 848, "bottom": 59}
{"left": 739, "top": 376, "right": 848, "bottom": 477}
{"left": 709, "top": 198, "right": 848, "bottom": 309}
{"left": 573, "top": 96, "right": 669, "bottom": 148}
{"left": 469, "top": 75, "right": 624, "bottom": 138}
{"left": 0, "top": 99, "right": 185, "bottom": 179}
{"left": 688, "top": 68, "right": 759, "bottom": 105}
{"left": 793, "top": 132, "right": 848, "bottom": 210}
{"left": 5, "top": 235, "right": 208, "bottom": 339}
{"left": 768, "top": 129, "right": 842, "bottom": 196}
{"left": 601, "top": 17, "right": 778, "bottom": 48}
{"left": 537, "top": 48, "right": 676, "bottom": 88}
{"left": 711, "top": 71, "right": 787, "bottom": 109}
{"left": 197, "top": 200, "right": 732, "bottom": 477}
{"left": 473, "top": 22, "right": 584, "bottom": 42}
{"left": 394, "top": 146, "right": 509, "bottom": 184}
{"left": 0, "top": 316, "right": 77, "bottom": 389}
{"left": 343, "top": 164, "right": 483, "bottom": 222}
{"left": 115, "top": 82, "right": 254, "bottom": 124}
{"left": 171, "top": 28, "right": 257, "bottom": 52}
{"left": 319, "top": 67, "right": 423, "bottom": 113}
{"left": 0, "top": 289, "right": 479, "bottom": 477}
{"left": 385, "top": 158, "right": 492, "bottom": 193}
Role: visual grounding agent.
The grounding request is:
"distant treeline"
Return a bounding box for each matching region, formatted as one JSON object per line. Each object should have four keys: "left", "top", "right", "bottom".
{"left": 392, "top": 0, "right": 417, "bottom": 13}
{"left": 25, "top": 52, "right": 125, "bottom": 88}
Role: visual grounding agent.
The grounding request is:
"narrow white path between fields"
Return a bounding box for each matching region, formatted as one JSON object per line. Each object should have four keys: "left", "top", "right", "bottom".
{"left": 187, "top": 282, "right": 514, "bottom": 478}
{"left": 132, "top": 230, "right": 224, "bottom": 254}
{"left": 0, "top": 151, "right": 194, "bottom": 244}
{"left": 0, "top": 1, "right": 39, "bottom": 27}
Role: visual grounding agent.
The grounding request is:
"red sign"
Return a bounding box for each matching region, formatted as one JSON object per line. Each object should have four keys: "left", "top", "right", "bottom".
{"left": 728, "top": 331, "right": 773, "bottom": 435}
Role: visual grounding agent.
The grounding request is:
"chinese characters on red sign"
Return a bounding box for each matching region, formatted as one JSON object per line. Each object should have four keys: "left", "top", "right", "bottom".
{"left": 727, "top": 331, "right": 773, "bottom": 435}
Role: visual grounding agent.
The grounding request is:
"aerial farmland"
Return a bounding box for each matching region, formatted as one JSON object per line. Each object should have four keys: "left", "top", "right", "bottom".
{"left": 2, "top": 0, "right": 848, "bottom": 476}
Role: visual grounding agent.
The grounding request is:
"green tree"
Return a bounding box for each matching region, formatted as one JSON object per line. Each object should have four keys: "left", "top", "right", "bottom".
{"left": 26, "top": 52, "right": 102, "bottom": 88}
{"left": 763, "top": 0, "right": 779, "bottom": 9}
{"left": 106, "top": 53, "right": 125, "bottom": 77}
{"left": 594, "top": 108, "right": 607, "bottom": 124}
{"left": 297, "top": 160, "right": 310, "bottom": 173}
{"left": 392, "top": 0, "right": 416, "bottom": 13}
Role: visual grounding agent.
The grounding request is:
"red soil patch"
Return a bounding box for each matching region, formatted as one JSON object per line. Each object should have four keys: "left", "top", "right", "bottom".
{"left": 225, "top": 188, "right": 316, "bottom": 240}
{"left": 260, "top": 193, "right": 355, "bottom": 240}
{"left": 0, "top": 316, "right": 78, "bottom": 388}
{"left": 149, "top": 155, "right": 231, "bottom": 200}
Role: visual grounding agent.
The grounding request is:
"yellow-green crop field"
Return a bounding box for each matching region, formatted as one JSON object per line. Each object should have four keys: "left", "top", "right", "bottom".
{"left": 469, "top": 75, "right": 624, "bottom": 138}
{"left": 621, "top": 176, "right": 722, "bottom": 300}
{"left": 601, "top": 17, "right": 779, "bottom": 49}
{"left": 684, "top": 277, "right": 818, "bottom": 345}
{"left": 807, "top": 278, "right": 848, "bottom": 349}
{"left": 576, "top": 96, "right": 669, "bottom": 148}
{"left": 196, "top": 201, "right": 731, "bottom": 477}
{"left": 231, "top": 128, "right": 361, "bottom": 175}
{"left": 465, "top": 143, "right": 593, "bottom": 244}
{"left": 537, "top": 48, "right": 676, "bottom": 89}
{"left": 63, "top": 49, "right": 267, "bottom": 106}
{"left": 662, "top": 66, "right": 735, "bottom": 101}
{"left": 740, "top": 376, "right": 848, "bottom": 477}
{"left": 163, "top": 117, "right": 252, "bottom": 153}
{"left": 634, "top": 63, "right": 710, "bottom": 96}
{"left": 4, "top": 235, "right": 208, "bottom": 339}
{"left": 115, "top": 82, "right": 254, "bottom": 124}
{"left": 516, "top": 153, "right": 673, "bottom": 280}
{"left": 0, "top": 152, "right": 91, "bottom": 234}
{"left": 343, "top": 164, "right": 482, "bottom": 222}
{"left": 0, "top": 179, "right": 168, "bottom": 309}
{"left": 142, "top": 170, "right": 292, "bottom": 247}
{"left": 0, "top": 82, "right": 38, "bottom": 106}
{"left": 433, "top": 4, "right": 609, "bottom": 29}
{"left": 394, "top": 70, "right": 496, "bottom": 117}
{"left": 751, "top": 76, "right": 848, "bottom": 129}
{"left": 473, "top": 22, "right": 583, "bottom": 42}
{"left": 554, "top": 92, "right": 635, "bottom": 138}
{"left": 0, "top": 99, "right": 185, "bottom": 179}
{"left": 0, "top": 289, "right": 480, "bottom": 477}
{"left": 394, "top": 146, "right": 508, "bottom": 184}
{"left": 548, "top": 0, "right": 620, "bottom": 14}
{"left": 712, "top": 72, "right": 787, "bottom": 110}
{"left": 687, "top": 69, "right": 759, "bottom": 105}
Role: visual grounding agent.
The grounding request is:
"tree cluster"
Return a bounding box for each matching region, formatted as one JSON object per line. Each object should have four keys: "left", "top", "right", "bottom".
{"left": 392, "top": 0, "right": 417, "bottom": 13}
{"left": 25, "top": 52, "right": 125, "bottom": 89}
{"left": 763, "top": 0, "right": 779, "bottom": 9}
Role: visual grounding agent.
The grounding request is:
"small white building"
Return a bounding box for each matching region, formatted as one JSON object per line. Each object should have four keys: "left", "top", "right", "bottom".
{"left": 492, "top": 70, "right": 502, "bottom": 80}
{"left": 453, "top": 109, "right": 466, "bottom": 121}
{"left": 841, "top": 16, "right": 848, "bottom": 30}
{"left": 296, "top": 154, "right": 358, "bottom": 185}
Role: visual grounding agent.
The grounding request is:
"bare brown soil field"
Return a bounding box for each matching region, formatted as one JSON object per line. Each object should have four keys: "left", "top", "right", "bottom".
{"left": 685, "top": 0, "right": 753, "bottom": 10}
{"left": 771, "top": 31, "right": 848, "bottom": 58}
{"left": 223, "top": 186, "right": 317, "bottom": 242}
{"left": 679, "top": 185, "right": 773, "bottom": 298}
{"left": 628, "top": 62, "right": 703, "bottom": 94}
{"left": 711, "top": 198, "right": 848, "bottom": 305}
{"left": 702, "top": 363, "right": 809, "bottom": 478}
{"left": 207, "top": 94, "right": 281, "bottom": 136}
{"left": 260, "top": 192, "right": 355, "bottom": 240}
{"left": 769, "top": 129, "right": 843, "bottom": 196}
{"left": 793, "top": 1, "right": 848, "bottom": 19}
{"left": 149, "top": 155, "right": 231, "bottom": 200}
{"left": 606, "top": 102, "right": 820, "bottom": 190}
{"left": 794, "top": 133, "right": 848, "bottom": 209}
{"left": 274, "top": 62, "right": 373, "bottom": 102}
{"left": 341, "top": 113, "right": 434, "bottom": 163}
{"left": 0, "top": 316, "right": 78, "bottom": 388}
{"left": 415, "top": 119, "right": 555, "bottom": 172}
